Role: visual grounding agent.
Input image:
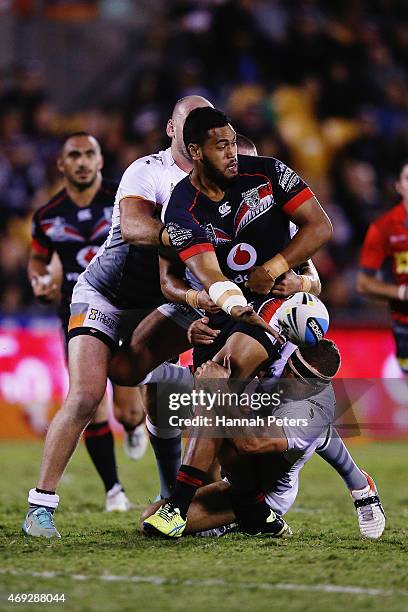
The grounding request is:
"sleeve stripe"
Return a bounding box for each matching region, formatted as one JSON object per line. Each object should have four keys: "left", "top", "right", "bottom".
{"left": 282, "top": 187, "right": 314, "bottom": 215}
{"left": 179, "top": 243, "right": 214, "bottom": 262}
{"left": 31, "top": 239, "right": 51, "bottom": 256}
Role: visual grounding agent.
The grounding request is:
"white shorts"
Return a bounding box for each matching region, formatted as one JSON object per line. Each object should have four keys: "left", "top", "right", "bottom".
{"left": 157, "top": 302, "right": 203, "bottom": 330}
{"left": 69, "top": 273, "right": 153, "bottom": 349}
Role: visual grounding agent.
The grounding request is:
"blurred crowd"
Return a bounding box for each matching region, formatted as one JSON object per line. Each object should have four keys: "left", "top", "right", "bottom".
{"left": 0, "top": 0, "right": 407, "bottom": 322}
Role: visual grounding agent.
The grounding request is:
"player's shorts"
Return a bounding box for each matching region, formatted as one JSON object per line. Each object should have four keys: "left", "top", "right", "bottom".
{"left": 68, "top": 274, "right": 153, "bottom": 352}
{"left": 157, "top": 302, "right": 203, "bottom": 330}
{"left": 193, "top": 295, "right": 286, "bottom": 369}
{"left": 391, "top": 322, "right": 408, "bottom": 373}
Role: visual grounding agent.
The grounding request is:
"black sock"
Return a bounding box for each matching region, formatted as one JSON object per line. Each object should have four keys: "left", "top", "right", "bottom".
{"left": 148, "top": 431, "right": 182, "bottom": 499}
{"left": 230, "top": 490, "right": 270, "bottom": 532}
{"left": 35, "top": 488, "right": 55, "bottom": 495}
{"left": 83, "top": 421, "right": 121, "bottom": 493}
{"left": 170, "top": 465, "right": 206, "bottom": 518}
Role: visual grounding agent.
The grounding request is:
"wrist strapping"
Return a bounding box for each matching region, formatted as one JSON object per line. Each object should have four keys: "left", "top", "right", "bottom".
{"left": 186, "top": 289, "right": 200, "bottom": 309}
{"left": 263, "top": 253, "right": 289, "bottom": 281}
{"left": 209, "top": 280, "right": 247, "bottom": 315}
{"left": 300, "top": 275, "right": 312, "bottom": 293}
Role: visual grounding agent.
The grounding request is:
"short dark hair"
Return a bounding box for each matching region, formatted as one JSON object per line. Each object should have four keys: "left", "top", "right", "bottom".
{"left": 299, "top": 339, "right": 341, "bottom": 378}
{"left": 65, "top": 131, "right": 93, "bottom": 142}
{"left": 183, "top": 107, "right": 231, "bottom": 153}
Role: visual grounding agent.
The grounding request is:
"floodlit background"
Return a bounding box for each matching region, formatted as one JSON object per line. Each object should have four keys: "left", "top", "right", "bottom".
{"left": 0, "top": 0, "right": 407, "bottom": 439}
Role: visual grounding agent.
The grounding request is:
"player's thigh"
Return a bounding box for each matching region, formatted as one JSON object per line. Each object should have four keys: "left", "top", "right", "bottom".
{"left": 67, "top": 334, "right": 111, "bottom": 406}
{"left": 131, "top": 309, "right": 191, "bottom": 364}
{"left": 213, "top": 331, "right": 269, "bottom": 379}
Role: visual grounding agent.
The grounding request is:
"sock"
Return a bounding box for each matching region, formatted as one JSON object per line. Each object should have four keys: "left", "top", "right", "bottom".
{"left": 146, "top": 417, "right": 182, "bottom": 498}
{"left": 316, "top": 427, "right": 368, "bottom": 491}
{"left": 83, "top": 421, "right": 121, "bottom": 493}
{"left": 230, "top": 490, "right": 270, "bottom": 531}
{"left": 170, "top": 464, "right": 206, "bottom": 518}
{"left": 28, "top": 488, "right": 59, "bottom": 513}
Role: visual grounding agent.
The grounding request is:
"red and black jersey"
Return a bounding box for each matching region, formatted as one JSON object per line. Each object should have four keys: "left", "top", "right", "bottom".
{"left": 359, "top": 202, "right": 408, "bottom": 323}
{"left": 164, "top": 154, "right": 314, "bottom": 298}
{"left": 31, "top": 179, "right": 116, "bottom": 312}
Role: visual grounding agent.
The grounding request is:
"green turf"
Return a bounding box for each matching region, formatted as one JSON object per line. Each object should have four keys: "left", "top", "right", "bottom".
{"left": 0, "top": 440, "right": 407, "bottom": 612}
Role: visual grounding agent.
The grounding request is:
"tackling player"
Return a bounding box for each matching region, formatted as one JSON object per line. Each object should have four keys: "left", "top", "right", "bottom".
{"left": 28, "top": 133, "right": 147, "bottom": 513}
{"left": 357, "top": 159, "right": 408, "bottom": 379}
{"left": 141, "top": 340, "right": 385, "bottom": 539}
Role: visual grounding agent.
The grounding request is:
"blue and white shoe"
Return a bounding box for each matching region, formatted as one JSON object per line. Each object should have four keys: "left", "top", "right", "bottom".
{"left": 22, "top": 507, "right": 61, "bottom": 538}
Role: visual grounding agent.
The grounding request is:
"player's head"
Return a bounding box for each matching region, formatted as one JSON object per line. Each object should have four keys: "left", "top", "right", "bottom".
{"left": 183, "top": 107, "right": 238, "bottom": 187}
{"left": 236, "top": 133, "right": 258, "bottom": 156}
{"left": 58, "top": 132, "right": 103, "bottom": 190}
{"left": 167, "top": 96, "right": 213, "bottom": 162}
{"left": 395, "top": 159, "right": 408, "bottom": 203}
{"left": 284, "top": 339, "right": 341, "bottom": 385}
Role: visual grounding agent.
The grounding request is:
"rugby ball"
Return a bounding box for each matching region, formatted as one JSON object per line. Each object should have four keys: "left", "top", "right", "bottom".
{"left": 278, "top": 292, "right": 329, "bottom": 346}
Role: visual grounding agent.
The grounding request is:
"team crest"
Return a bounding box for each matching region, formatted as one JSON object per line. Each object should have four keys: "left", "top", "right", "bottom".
{"left": 242, "top": 188, "right": 261, "bottom": 210}
{"left": 234, "top": 182, "right": 275, "bottom": 236}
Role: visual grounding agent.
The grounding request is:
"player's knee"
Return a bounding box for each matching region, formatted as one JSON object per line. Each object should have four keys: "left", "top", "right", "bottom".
{"left": 66, "top": 389, "right": 103, "bottom": 422}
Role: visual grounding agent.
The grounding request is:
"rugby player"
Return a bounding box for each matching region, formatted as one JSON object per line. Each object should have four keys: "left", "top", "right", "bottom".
{"left": 21, "top": 96, "right": 229, "bottom": 538}
{"left": 28, "top": 132, "right": 146, "bottom": 513}
{"left": 140, "top": 319, "right": 386, "bottom": 539}
{"left": 143, "top": 106, "right": 336, "bottom": 536}
{"left": 357, "top": 159, "right": 408, "bottom": 379}
{"left": 142, "top": 340, "right": 385, "bottom": 539}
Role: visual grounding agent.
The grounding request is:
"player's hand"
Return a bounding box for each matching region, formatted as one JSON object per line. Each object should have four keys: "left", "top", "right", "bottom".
{"left": 197, "top": 290, "right": 221, "bottom": 313}
{"left": 31, "top": 274, "right": 60, "bottom": 304}
{"left": 271, "top": 270, "right": 302, "bottom": 297}
{"left": 195, "top": 356, "right": 231, "bottom": 380}
{"left": 229, "top": 305, "right": 284, "bottom": 344}
{"left": 187, "top": 317, "right": 221, "bottom": 346}
{"left": 245, "top": 266, "right": 275, "bottom": 295}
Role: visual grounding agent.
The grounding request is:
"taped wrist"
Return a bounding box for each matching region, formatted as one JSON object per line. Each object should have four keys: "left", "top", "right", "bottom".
{"left": 299, "top": 275, "right": 312, "bottom": 293}
{"left": 209, "top": 281, "right": 247, "bottom": 315}
{"left": 186, "top": 289, "right": 200, "bottom": 309}
{"left": 263, "top": 253, "right": 289, "bottom": 282}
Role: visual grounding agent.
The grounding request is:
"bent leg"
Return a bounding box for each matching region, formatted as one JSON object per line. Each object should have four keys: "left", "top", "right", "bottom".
{"left": 37, "top": 335, "right": 111, "bottom": 491}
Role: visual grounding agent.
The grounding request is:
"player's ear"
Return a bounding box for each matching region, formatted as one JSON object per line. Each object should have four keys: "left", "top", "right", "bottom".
{"left": 97, "top": 153, "right": 104, "bottom": 171}
{"left": 56, "top": 156, "right": 64, "bottom": 173}
{"left": 188, "top": 143, "right": 201, "bottom": 161}
{"left": 166, "top": 119, "right": 175, "bottom": 138}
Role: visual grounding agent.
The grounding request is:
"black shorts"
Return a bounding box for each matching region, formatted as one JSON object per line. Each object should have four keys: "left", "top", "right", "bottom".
{"left": 392, "top": 321, "right": 408, "bottom": 373}
{"left": 193, "top": 295, "right": 284, "bottom": 369}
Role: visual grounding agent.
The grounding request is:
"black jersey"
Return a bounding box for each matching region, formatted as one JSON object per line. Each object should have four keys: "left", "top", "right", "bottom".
{"left": 31, "top": 179, "right": 116, "bottom": 314}
{"left": 164, "top": 155, "right": 314, "bottom": 298}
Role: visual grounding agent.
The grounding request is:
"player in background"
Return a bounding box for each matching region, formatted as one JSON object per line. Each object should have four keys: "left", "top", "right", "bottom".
{"left": 358, "top": 159, "right": 408, "bottom": 380}
{"left": 27, "top": 133, "right": 147, "bottom": 514}
{"left": 144, "top": 107, "right": 333, "bottom": 536}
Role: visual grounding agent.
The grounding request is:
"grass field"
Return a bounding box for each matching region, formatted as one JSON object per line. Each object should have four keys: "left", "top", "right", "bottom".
{"left": 0, "top": 439, "right": 407, "bottom": 612}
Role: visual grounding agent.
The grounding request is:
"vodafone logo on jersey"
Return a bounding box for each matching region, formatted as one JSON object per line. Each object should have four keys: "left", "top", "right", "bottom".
{"left": 76, "top": 245, "right": 99, "bottom": 269}
{"left": 227, "top": 243, "right": 257, "bottom": 271}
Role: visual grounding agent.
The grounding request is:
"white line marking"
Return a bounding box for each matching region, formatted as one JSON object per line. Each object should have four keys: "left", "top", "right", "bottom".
{"left": 1, "top": 569, "right": 407, "bottom": 597}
